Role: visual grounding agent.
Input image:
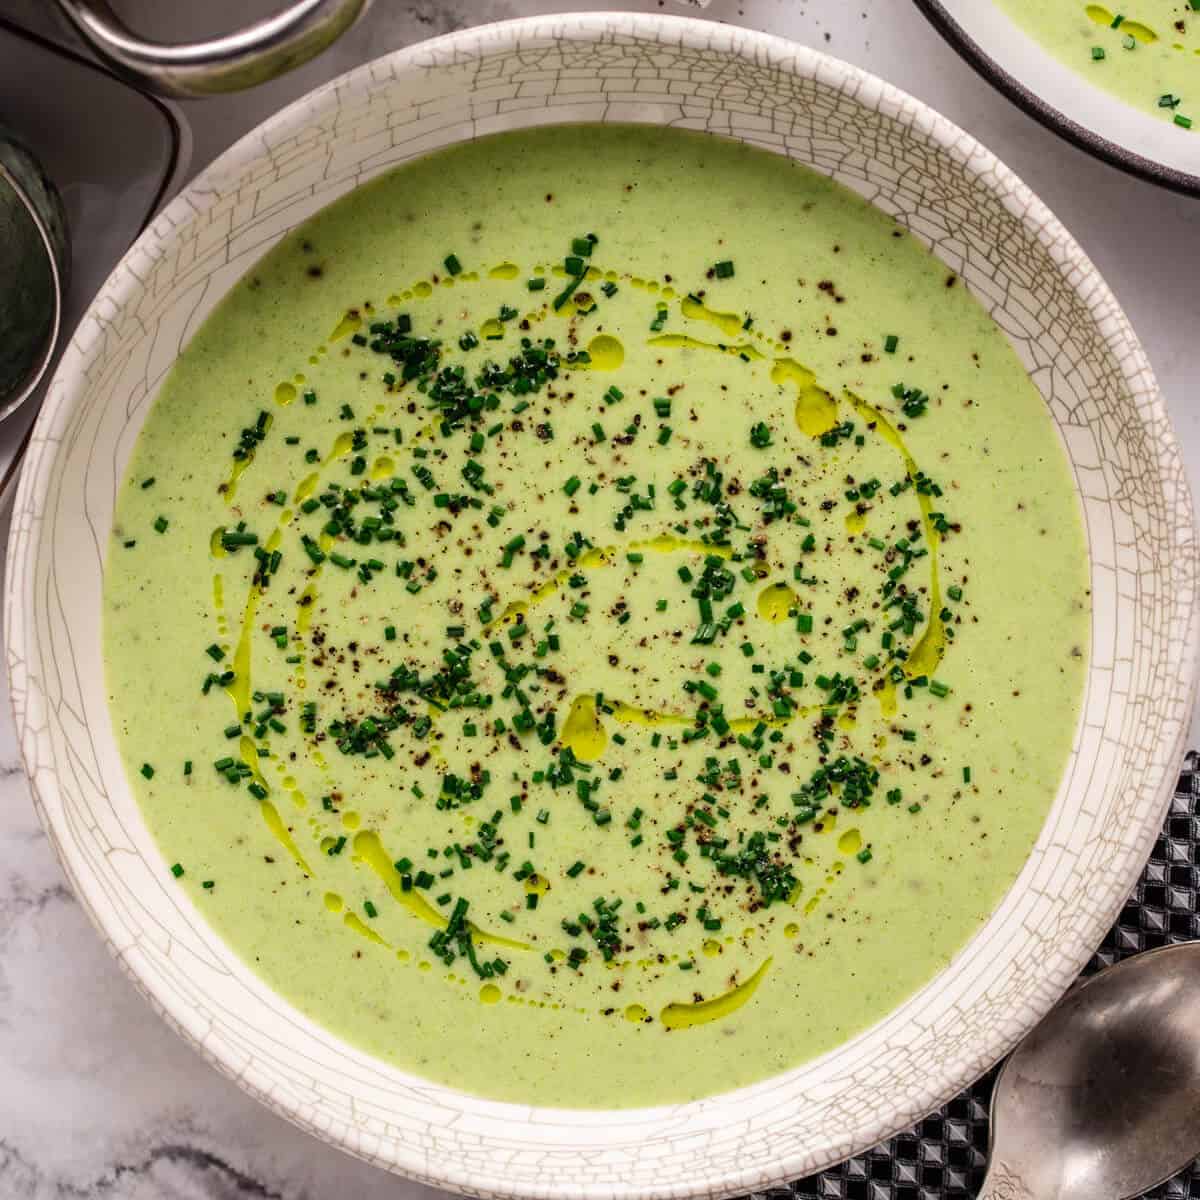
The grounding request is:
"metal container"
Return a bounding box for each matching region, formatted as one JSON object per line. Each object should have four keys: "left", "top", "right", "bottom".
{"left": 0, "top": 132, "right": 69, "bottom": 422}
{"left": 52, "top": 0, "right": 371, "bottom": 97}
{"left": 0, "top": 1, "right": 368, "bottom": 421}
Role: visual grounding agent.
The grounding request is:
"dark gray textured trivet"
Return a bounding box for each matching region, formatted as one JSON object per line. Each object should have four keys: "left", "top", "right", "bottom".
{"left": 748, "top": 752, "right": 1200, "bottom": 1200}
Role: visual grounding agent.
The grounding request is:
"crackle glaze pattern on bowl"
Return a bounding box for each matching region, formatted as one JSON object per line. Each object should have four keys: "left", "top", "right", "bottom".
{"left": 5, "top": 12, "right": 1198, "bottom": 1200}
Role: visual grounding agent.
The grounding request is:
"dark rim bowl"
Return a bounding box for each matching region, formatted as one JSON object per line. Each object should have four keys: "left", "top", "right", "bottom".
{"left": 914, "top": 0, "right": 1200, "bottom": 197}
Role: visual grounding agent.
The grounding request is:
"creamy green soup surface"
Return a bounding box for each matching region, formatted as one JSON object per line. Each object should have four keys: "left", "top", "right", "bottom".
{"left": 104, "top": 124, "right": 1089, "bottom": 1109}
{"left": 996, "top": 1, "right": 1199, "bottom": 125}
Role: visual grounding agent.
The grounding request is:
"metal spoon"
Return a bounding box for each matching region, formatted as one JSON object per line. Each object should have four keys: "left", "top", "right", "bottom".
{"left": 980, "top": 942, "right": 1200, "bottom": 1199}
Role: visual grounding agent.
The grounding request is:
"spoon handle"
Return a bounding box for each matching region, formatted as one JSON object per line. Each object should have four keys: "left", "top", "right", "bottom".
{"left": 977, "top": 1159, "right": 1035, "bottom": 1199}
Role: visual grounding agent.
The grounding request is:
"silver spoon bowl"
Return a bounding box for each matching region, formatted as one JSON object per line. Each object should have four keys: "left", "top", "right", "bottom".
{"left": 982, "top": 942, "right": 1200, "bottom": 1199}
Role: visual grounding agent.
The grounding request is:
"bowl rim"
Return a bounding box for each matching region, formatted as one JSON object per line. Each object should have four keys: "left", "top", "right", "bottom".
{"left": 6, "top": 10, "right": 1198, "bottom": 1198}
{"left": 912, "top": 0, "right": 1200, "bottom": 197}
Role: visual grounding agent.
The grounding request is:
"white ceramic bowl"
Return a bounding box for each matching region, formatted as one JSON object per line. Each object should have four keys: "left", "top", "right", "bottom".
{"left": 916, "top": 0, "right": 1200, "bottom": 194}
{"left": 5, "top": 12, "right": 1198, "bottom": 1199}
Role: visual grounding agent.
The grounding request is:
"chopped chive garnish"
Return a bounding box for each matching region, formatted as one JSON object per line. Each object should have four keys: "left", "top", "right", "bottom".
{"left": 170, "top": 862, "right": 184, "bottom": 878}
{"left": 552, "top": 274, "right": 583, "bottom": 311}
{"left": 443, "top": 253, "right": 462, "bottom": 276}
{"left": 883, "top": 334, "right": 899, "bottom": 353}
{"left": 140, "top": 763, "right": 154, "bottom": 779}
{"left": 713, "top": 260, "right": 734, "bottom": 278}
{"left": 153, "top": 516, "right": 168, "bottom": 534}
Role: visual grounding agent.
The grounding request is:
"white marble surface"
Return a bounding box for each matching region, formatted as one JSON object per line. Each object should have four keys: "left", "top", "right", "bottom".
{"left": 1, "top": 1, "right": 1197, "bottom": 1197}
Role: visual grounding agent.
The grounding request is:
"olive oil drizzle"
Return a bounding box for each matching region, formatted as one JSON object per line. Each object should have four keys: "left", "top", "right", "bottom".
{"left": 845, "top": 392, "right": 946, "bottom": 679}
{"left": 660, "top": 956, "right": 772, "bottom": 1030}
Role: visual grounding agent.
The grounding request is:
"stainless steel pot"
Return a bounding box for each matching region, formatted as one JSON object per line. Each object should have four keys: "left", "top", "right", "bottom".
{"left": 52, "top": 0, "right": 372, "bottom": 97}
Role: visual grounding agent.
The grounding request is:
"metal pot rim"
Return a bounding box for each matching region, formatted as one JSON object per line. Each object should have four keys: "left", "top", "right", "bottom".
{"left": 0, "top": 158, "right": 64, "bottom": 422}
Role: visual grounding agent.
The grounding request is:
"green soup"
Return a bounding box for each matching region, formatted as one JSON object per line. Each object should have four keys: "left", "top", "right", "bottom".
{"left": 996, "top": 1, "right": 1199, "bottom": 125}
{"left": 103, "top": 125, "right": 1089, "bottom": 1108}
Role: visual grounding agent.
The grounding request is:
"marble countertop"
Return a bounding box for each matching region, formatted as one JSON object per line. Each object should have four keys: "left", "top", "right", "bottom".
{"left": 1, "top": 1, "right": 1197, "bottom": 1197}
